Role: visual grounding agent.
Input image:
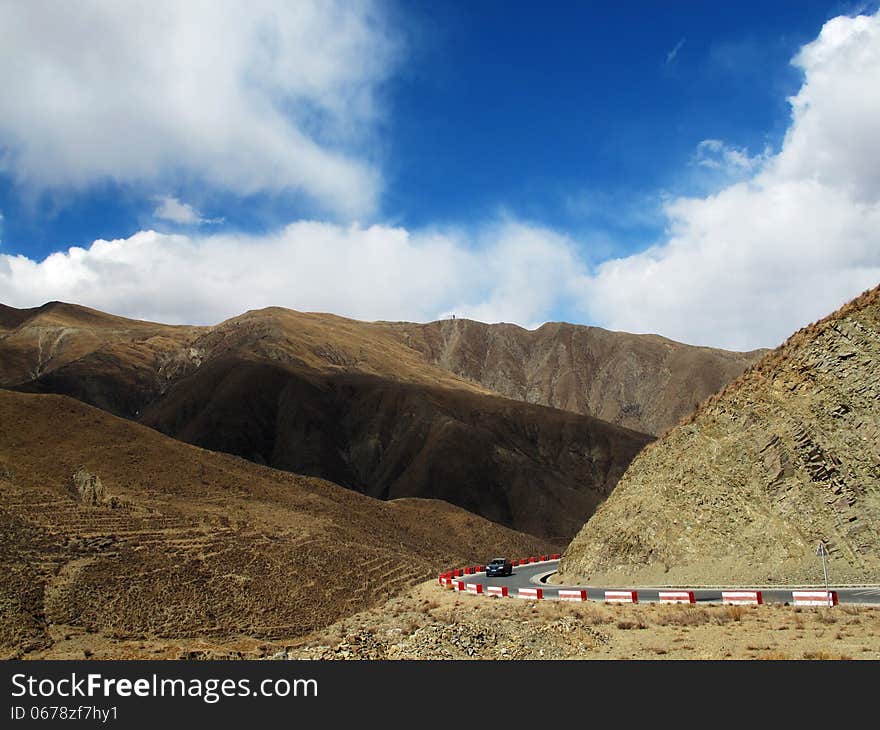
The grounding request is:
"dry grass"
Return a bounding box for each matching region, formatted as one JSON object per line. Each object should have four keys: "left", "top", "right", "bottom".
{"left": 802, "top": 650, "right": 852, "bottom": 661}
{"left": 758, "top": 651, "right": 789, "bottom": 660}
{"left": 653, "top": 606, "right": 713, "bottom": 627}
{"left": 717, "top": 605, "right": 747, "bottom": 623}
{"left": 581, "top": 604, "right": 614, "bottom": 626}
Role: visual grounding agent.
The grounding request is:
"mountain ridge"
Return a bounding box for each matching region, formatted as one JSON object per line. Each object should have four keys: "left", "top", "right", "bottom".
{"left": 2, "top": 301, "right": 655, "bottom": 540}
{"left": 382, "top": 316, "right": 764, "bottom": 436}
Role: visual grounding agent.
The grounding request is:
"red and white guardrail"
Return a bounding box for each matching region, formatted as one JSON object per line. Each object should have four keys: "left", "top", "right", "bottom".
{"left": 518, "top": 588, "right": 543, "bottom": 600}
{"left": 438, "top": 558, "right": 844, "bottom": 608}
{"left": 604, "top": 590, "right": 638, "bottom": 604}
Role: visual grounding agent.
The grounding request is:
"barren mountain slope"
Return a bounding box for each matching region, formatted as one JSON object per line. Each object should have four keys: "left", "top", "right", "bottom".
{"left": 0, "top": 390, "right": 553, "bottom": 658}
{"left": 139, "top": 356, "right": 651, "bottom": 540}
{"left": 383, "top": 318, "right": 764, "bottom": 436}
{"left": 4, "top": 303, "right": 761, "bottom": 438}
{"left": 6, "top": 305, "right": 491, "bottom": 418}
{"left": 5, "top": 304, "right": 652, "bottom": 540}
{"left": 0, "top": 302, "right": 204, "bottom": 414}
{"left": 558, "top": 285, "right": 880, "bottom": 587}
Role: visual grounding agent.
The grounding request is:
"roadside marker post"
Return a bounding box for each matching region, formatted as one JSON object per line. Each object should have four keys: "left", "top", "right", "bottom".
{"left": 659, "top": 590, "right": 695, "bottom": 604}
{"left": 518, "top": 588, "right": 543, "bottom": 600}
{"left": 558, "top": 589, "right": 587, "bottom": 602}
{"left": 721, "top": 590, "right": 762, "bottom": 605}
{"left": 816, "top": 542, "right": 831, "bottom": 607}
{"left": 793, "top": 590, "right": 839, "bottom": 606}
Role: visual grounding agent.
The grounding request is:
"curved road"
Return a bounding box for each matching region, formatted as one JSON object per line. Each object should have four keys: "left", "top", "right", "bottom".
{"left": 460, "top": 560, "right": 880, "bottom": 605}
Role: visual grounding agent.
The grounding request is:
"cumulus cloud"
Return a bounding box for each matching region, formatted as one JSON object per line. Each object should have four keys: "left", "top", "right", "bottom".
{"left": 0, "top": 221, "right": 585, "bottom": 328}
{"left": 585, "top": 11, "right": 880, "bottom": 350}
{"left": 0, "top": 1, "right": 393, "bottom": 217}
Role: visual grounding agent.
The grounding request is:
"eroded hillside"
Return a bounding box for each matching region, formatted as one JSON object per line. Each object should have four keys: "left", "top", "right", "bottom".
{"left": 558, "top": 285, "right": 880, "bottom": 586}
{"left": 385, "top": 318, "right": 763, "bottom": 436}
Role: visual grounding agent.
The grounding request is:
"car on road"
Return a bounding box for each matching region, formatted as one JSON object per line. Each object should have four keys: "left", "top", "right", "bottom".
{"left": 485, "top": 557, "right": 513, "bottom": 577}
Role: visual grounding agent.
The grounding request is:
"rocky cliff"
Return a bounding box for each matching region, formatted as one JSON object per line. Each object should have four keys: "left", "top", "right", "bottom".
{"left": 558, "top": 284, "right": 880, "bottom": 586}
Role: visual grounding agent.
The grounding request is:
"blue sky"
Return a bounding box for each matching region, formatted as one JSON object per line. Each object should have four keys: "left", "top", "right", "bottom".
{"left": 387, "top": 3, "right": 813, "bottom": 228}
{"left": 1, "top": 1, "right": 879, "bottom": 349}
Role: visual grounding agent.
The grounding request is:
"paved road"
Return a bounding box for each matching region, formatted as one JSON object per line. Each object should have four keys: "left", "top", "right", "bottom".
{"left": 459, "top": 560, "right": 880, "bottom": 605}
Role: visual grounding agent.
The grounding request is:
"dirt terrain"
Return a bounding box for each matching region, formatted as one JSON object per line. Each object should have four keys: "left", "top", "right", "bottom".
{"left": 139, "top": 360, "right": 650, "bottom": 540}
{"left": 559, "top": 284, "right": 880, "bottom": 587}
{"left": 0, "top": 390, "right": 555, "bottom": 660}
{"left": 2, "top": 304, "right": 761, "bottom": 440}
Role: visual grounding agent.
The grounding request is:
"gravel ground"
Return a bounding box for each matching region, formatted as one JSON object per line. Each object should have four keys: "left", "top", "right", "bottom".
{"left": 280, "top": 581, "right": 880, "bottom": 660}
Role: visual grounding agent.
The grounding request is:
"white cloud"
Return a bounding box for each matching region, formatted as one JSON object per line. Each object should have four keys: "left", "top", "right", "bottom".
{"left": 584, "top": 11, "right": 880, "bottom": 350}
{"left": 152, "top": 196, "right": 217, "bottom": 226}
{"left": 436, "top": 223, "right": 586, "bottom": 328}
{"left": 773, "top": 13, "right": 880, "bottom": 201}
{"left": 0, "top": 1, "right": 394, "bottom": 218}
{"left": 693, "top": 139, "right": 770, "bottom": 175}
{"left": 0, "top": 221, "right": 585, "bottom": 328}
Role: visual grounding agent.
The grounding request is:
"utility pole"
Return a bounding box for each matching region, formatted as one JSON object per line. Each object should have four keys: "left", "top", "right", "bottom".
{"left": 816, "top": 541, "right": 830, "bottom": 607}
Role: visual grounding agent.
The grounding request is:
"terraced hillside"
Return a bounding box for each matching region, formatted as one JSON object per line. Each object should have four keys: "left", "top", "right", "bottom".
{"left": 0, "top": 390, "right": 553, "bottom": 658}
{"left": 558, "top": 285, "right": 880, "bottom": 587}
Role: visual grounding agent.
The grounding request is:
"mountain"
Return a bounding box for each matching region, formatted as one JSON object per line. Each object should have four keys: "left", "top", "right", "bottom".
{"left": 384, "top": 318, "right": 764, "bottom": 436}
{"left": 0, "top": 389, "right": 553, "bottom": 658}
{"left": 2, "top": 304, "right": 652, "bottom": 539}
{"left": 2, "top": 303, "right": 762, "bottom": 439}
{"left": 0, "top": 301, "right": 203, "bottom": 416}
{"left": 558, "top": 284, "right": 880, "bottom": 587}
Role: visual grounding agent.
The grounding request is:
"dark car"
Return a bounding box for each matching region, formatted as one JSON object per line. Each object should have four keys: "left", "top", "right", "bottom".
{"left": 485, "top": 557, "right": 513, "bottom": 577}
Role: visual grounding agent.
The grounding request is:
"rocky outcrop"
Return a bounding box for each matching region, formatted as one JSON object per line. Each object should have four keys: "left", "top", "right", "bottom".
{"left": 69, "top": 468, "right": 124, "bottom": 508}
{"left": 71, "top": 468, "right": 107, "bottom": 506}
{"left": 558, "top": 284, "right": 880, "bottom": 586}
